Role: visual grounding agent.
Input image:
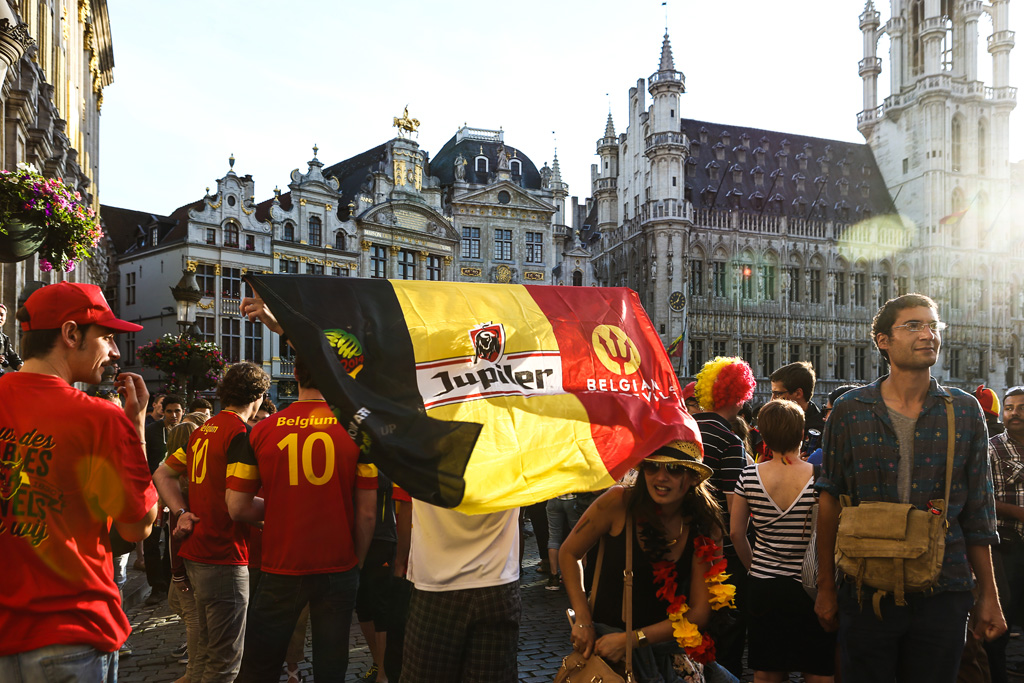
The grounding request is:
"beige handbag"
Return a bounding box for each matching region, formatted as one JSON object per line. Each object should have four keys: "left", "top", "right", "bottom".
{"left": 835, "top": 391, "right": 955, "bottom": 618}
{"left": 554, "top": 516, "right": 635, "bottom": 683}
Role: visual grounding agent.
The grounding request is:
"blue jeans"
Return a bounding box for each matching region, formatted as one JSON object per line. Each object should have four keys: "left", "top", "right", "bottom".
{"left": 237, "top": 567, "right": 360, "bottom": 683}
{"left": 838, "top": 583, "right": 973, "bottom": 682}
{"left": 592, "top": 623, "right": 738, "bottom": 683}
{"left": 0, "top": 644, "right": 117, "bottom": 683}
{"left": 547, "top": 496, "right": 581, "bottom": 549}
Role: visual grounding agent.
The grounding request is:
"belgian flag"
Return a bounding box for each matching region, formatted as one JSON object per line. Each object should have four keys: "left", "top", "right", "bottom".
{"left": 246, "top": 275, "right": 700, "bottom": 514}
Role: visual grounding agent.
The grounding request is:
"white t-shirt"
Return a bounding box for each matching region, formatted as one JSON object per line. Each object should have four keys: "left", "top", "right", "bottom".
{"left": 407, "top": 502, "right": 520, "bottom": 591}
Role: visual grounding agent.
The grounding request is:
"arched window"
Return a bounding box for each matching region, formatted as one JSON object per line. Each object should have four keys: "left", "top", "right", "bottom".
{"left": 283, "top": 222, "right": 294, "bottom": 241}
{"left": 950, "top": 188, "right": 965, "bottom": 247}
{"left": 978, "top": 120, "right": 987, "bottom": 175}
{"left": 225, "top": 222, "right": 239, "bottom": 248}
{"left": 309, "top": 216, "right": 322, "bottom": 247}
{"left": 951, "top": 117, "right": 962, "bottom": 173}
{"left": 510, "top": 159, "right": 522, "bottom": 176}
{"left": 335, "top": 232, "right": 346, "bottom": 250}
{"left": 573, "top": 270, "right": 583, "bottom": 286}
{"left": 475, "top": 156, "right": 488, "bottom": 173}
{"left": 910, "top": 0, "right": 924, "bottom": 75}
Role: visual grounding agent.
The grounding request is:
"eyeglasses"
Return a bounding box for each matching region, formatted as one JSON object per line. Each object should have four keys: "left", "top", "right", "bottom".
{"left": 891, "top": 320, "right": 947, "bottom": 334}
{"left": 770, "top": 390, "right": 790, "bottom": 398}
{"left": 641, "top": 461, "right": 689, "bottom": 476}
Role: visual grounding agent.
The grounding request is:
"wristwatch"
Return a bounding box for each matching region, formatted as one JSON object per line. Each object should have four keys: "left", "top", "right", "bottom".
{"left": 635, "top": 628, "right": 648, "bottom": 647}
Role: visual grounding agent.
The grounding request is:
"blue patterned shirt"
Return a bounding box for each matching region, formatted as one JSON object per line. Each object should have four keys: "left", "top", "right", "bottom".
{"left": 816, "top": 375, "right": 998, "bottom": 592}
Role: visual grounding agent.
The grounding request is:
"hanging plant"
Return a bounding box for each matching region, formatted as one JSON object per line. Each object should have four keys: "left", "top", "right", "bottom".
{"left": 0, "top": 162, "right": 104, "bottom": 271}
{"left": 137, "top": 334, "right": 227, "bottom": 396}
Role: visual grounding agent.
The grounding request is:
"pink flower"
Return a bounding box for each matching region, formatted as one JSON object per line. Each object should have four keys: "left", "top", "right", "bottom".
{"left": 38, "top": 258, "right": 52, "bottom": 272}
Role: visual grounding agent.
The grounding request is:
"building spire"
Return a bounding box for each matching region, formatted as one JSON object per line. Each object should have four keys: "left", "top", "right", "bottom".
{"left": 552, "top": 148, "right": 562, "bottom": 184}
{"left": 659, "top": 31, "right": 674, "bottom": 72}
{"left": 604, "top": 111, "right": 616, "bottom": 138}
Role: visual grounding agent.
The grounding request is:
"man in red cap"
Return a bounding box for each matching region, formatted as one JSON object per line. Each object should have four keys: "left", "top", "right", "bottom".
{"left": 976, "top": 385, "right": 1004, "bottom": 437}
{"left": 0, "top": 282, "right": 157, "bottom": 682}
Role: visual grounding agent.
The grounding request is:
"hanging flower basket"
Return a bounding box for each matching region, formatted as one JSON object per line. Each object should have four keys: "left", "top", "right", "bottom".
{"left": 137, "top": 334, "right": 227, "bottom": 397}
{"left": 0, "top": 163, "right": 103, "bottom": 271}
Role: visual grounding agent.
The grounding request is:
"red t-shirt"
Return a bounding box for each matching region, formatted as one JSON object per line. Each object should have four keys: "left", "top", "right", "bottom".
{"left": 227, "top": 399, "right": 376, "bottom": 575}
{"left": 166, "top": 410, "right": 250, "bottom": 565}
{"left": 0, "top": 372, "right": 157, "bottom": 655}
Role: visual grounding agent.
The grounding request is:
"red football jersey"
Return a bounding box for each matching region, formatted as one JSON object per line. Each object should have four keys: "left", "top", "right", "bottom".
{"left": 167, "top": 410, "right": 250, "bottom": 565}
{"left": 227, "top": 399, "right": 376, "bottom": 575}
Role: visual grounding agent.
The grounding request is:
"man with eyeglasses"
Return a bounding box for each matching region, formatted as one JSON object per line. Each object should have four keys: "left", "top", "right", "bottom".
{"left": 769, "top": 361, "right": 824, "bottom": 459}
{"left": 985, "top": 386, "right": 1024, "bottom": 680}
{"left": 814, "top": 293, "right": 1003, "bottom": 682}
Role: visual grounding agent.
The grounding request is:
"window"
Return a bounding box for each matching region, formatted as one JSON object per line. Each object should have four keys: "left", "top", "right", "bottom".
{"left": 222, "top": 268, "right": 241, "bottom": 299}
{"left": 244, "top": 320, "right": 262, "bottom": 364}
{"left": 125, "top": 332, "right": 136, "bottom": 366}
{"left": 712, "top": 262, "right": 726, "bottom": 297}
{"left": 221, "top": 317, "right": 241, "bottom": 363}
{"left": 398, "top": 250, "right": 415, "bottom": 280}
{"left": 461, "top": 227, "right": 480, "bottom": 259}
{"left": 309, "top": 216, "right": 322, "bottom": 247}
{"left": 742, "top": 342, "right": 754, "bottom": 368}
{"left": 371, "top": 245, "right": 387, "bottom": 278}
{"left": 206, "top": 228, "right": 216, "bottom": 245}
{"left": 950, "top": 278, "right": 962, "bottom": 309}
{"left": 243, "top": 234, "right": 255, "bottom": 251}
{"left": 195, "top": 316, "right": 216, "bottom": 344}
{"left": 836, "top": 346, "right": 847, "bottom": 380}
{"left": 526, "top": 232, "right": 543, "bottom": 263}
{"left": 853, "top": 272, "right": 866, "bottom": 307}
{"left": 951, "top": 117, "right": 962, "bottom": 173}
{"left": 428, "top": 255, "right": 443, "bottom": 281}
{"left": 475, "top": 156, "right": 488, "bottom": 173}
{"left": 897, "top": 276, "right": 909, "bottom": 296}
{"left": 878, "top": 274, "right": 890, "bottom": 307}
{"left": 949, "top": 349, "right": 961, "bottom": 378}
{"left": 809, "top": 269, "right": 822, "bottom": 304}
{"left": 689, "top": 340, "right": 704, "bottom": 373}
{"left": 150, "top": 227, "right": 159, "bottom": 247}
{"left": 510, "top": 159, "right": 522, "bottom": 176}
{"left": 225, "top": 223, "right": 239, "bottom": 248}
{"left": 713, "top": 340, "right": 728, "bottom": 358}
{"left": 126, "top": 272, "right": 136, "bottom": 305}
{"left": 855, "top": 346, "right": 868, "bottom": 380}
{"left": 740, "top": 264, "right": 754, "bottom": 300}
{"left": 283, "top": 222, "right": 295, "bottom": 241}
{"left": 835, "top": 272, "right": 846, "bottom": 306}
{"left": 690, "top": 260, "right": 704, "bottom": 297}
{"left": 762, "top": 265, "right": 776, "bottom": 300}
{"left": 979, "top": 121, "right": 987, "bottom": 175}
{"left": 307, "top": 263, "right": 324, "bottom": 275}
{"left": 494, "top": 229, "right": 512, "bottom": 260}
{"left": 787, "top": 267, "right": 801, "bottom": 303}
{"left": 789, "top": 344, "right": 801, "bottom": 365}
{"left": 762, "top": 343, "right": 775, "bottom": 377}
{"left": 279, "top": 333, "right": 295, "bottom": 362}
{"left": 335, "top": 232, "right": 346, "bottom": 250}
{"left": 809, "top": 345, "right": 822, "bottom": 378}
{"left": 573, "top": 271, "right": 584, "bottom": 286}
{"left": 196, "top": 264, "right": 216, "bottom": 296}
{"left": 279, "top": 259, "right": 298, "bottom": 274}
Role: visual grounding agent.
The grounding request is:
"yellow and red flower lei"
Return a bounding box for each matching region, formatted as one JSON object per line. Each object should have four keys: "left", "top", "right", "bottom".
{"left": 652, "top": 535, "right": 736, "bottom": 664}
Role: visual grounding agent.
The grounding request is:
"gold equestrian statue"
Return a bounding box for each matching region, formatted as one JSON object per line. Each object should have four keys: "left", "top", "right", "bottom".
{"left": 393, "top": 106, "right": 420, "bottom": 137}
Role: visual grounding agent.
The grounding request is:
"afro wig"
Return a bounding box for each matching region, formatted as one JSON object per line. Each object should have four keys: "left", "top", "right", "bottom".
{"left": 695, "top": 356, "right": 756, "bottom": 411}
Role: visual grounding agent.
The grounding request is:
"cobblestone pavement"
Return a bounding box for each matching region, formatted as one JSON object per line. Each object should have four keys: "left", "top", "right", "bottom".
{"left": 116, "top": 534, "right": 1024, "bottom": 682}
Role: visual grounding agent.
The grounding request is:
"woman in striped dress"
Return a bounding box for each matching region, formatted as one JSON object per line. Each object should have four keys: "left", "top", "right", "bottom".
{"left": 729, "top": 400, "right": 836, "bottom": 683}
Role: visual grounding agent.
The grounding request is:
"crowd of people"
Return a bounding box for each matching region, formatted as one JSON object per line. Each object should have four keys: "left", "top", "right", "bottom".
{"left": 0, "top": 282, "right": 1019, "bottom": 683}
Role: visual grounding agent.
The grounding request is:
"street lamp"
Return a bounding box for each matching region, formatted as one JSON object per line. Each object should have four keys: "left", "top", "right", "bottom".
{"left": 170, "top": 270, "right": 202, "bottom": 338}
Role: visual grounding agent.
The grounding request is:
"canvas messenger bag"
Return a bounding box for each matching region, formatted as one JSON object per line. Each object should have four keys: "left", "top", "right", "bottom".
{"left": 834, "top": 390, "right": 955, "bottom": 619}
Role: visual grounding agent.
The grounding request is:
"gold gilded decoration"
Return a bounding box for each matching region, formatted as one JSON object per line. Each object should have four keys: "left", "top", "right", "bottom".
{"left": 207, "top": 196, "right": 222, "bottom": 209}
{"left": 326, "top": 204, "right": 333, "bottom": 211}
{"left": 186, "top": 260, "right": 198, "bottom": 272}
{"left": 197, "top": 301, "right": 215, "bottom": 310}
{"left": 444, "top": 255, "right": 453, "bottom": 265}
{"left": 241, "top": 202, "right": 254, "bottom": 215}
{"left": 394, "top": 159, "right": 407, "bottom": 186}
{"left": 361, "top": 240, "right": 372, "bottom": 251}
{"left": 299, "top": 198, "right": 307, "bottom": 206}
{"left": 419, "top": 250, "right": 429, "bottom": 261}
{"left": 592, "top": 325, "right": 642, "bottom": 376}
{"left": 413, "top": 164, "right": 423, "bottom": 191}
{"left": 389, "top": 245, "right": 401, "bottom": 255}
{"left": 214, "top": 264, "right": 222, "bottom": 275}
{"left": 393, "top": 106, "right": 420, "bottom": 137}
{"left": 461, "top": 267, "right": 482, "bottom": 277}
{"left": 524, "top": 271, "right": 545, "bottom": 281}
{"left": 496, "top": 265, "right": 512, "bottom": 283}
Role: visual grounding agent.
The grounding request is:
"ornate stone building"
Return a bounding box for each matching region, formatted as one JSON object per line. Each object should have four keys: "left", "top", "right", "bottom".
{"left": 584, "top": 2, "right": 1024, "bottom": 400}
{"left": 0, "top": 0, "right": 114, "bottom": 314}
{"left": 105, "top": 121, "right": 572, "bottom": 400}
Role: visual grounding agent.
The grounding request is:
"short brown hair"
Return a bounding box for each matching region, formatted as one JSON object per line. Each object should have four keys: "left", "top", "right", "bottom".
{"left": 15, "top": 306, "right": 95, "bottom": 359}
{"left": 758, "top": 399, "right": 805, "bottom": 454}
{"left": 769, "top": 361, "right": 816, "bottom": 401}
{"left": 872, "top": 293, "right": 938, "bottom": 363}
{"left": 218, "top": 362, "right": 270, "bottom": 407}
{"left": 294, "top": 356, "right": 317, "bottom": 390}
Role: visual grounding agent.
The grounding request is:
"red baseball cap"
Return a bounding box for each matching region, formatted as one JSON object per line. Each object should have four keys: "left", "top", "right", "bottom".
{"left": 21, "top": 282, "right": 143, "bottom": 332}
{"left": 682, "top": 381, "right": 697, "bottom": 401}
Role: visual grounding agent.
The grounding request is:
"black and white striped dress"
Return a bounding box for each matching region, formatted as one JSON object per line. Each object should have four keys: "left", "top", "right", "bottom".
{"left": 734, "top": 465, "right": 817, "bottom": 580}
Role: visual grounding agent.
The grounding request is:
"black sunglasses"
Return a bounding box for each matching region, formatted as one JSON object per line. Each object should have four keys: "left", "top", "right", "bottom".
{"left": 641, "top": 461, "right": 689, "bottom": 476}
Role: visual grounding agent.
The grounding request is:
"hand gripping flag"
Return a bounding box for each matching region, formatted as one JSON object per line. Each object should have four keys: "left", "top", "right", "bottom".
{"left": 246, "top": 275, "right": 701, "bottom": 514}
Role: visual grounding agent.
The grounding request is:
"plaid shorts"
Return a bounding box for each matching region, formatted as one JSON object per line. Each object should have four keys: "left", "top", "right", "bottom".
{"left": 399, "top": 581, "right": 520, "bottom": 683}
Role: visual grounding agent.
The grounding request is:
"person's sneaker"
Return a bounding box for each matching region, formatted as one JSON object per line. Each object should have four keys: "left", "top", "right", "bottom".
{"left": 177, "top": 652, "right": 189, "bottom": 665}
{"left": 360, "top": 664, "right": 378, "bottom": 682}
{"left": 119, "top": 639, "right": 133, "bottom": 657}
{"left": 171, "top": 641, "right": 188, "bottom": 659}
{"left": 538, "top": 559, "right": 551, "bottom": 574}
{"left": 546, "top": 573, "right": 561, "bottom": 591}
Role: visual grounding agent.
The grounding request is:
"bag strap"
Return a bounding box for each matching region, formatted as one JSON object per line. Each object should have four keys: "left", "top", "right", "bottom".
{"left": 623, "top": 513, "right": 635, "bottom": 680}
{"left": 588, "top": 536, "right": 606, "bottom": 612}
{"left": 940, "top": 389, "right": 955, "bottom": 522}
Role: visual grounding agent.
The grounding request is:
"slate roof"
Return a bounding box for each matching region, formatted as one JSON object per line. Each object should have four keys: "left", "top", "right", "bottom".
{"left": 431, "top": 133, "right": 543, "bottom": 189}
{"left": 101, "top": 204, "right": 183, "bottom": 256}
{"left": 679, "top": 117, "right": 894, "bottom": 221}
{"left": 321, "top": 143, "right": 388, "bottom": 221}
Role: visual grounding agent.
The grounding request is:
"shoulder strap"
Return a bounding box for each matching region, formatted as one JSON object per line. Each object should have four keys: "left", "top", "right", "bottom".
{"left": 623, "top": 513, "right": 635, "bottom": 679}
{"left": 587, "top": 536, "right": 605, "bottom": 612}
{"left": 941, "top": 388, "right": 955, "bottom": 520}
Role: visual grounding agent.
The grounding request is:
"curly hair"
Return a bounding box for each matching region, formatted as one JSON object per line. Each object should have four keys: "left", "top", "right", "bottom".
{"left": 695, "top": 356, "right": 756, "bottom": 411}
{"left": 218, "top": 362, "right": 271, "bottom": 408}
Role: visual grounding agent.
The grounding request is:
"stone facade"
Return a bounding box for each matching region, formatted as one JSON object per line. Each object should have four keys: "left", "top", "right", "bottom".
{"left": 584, "top": 3, "right": 1024, "bottom": 402}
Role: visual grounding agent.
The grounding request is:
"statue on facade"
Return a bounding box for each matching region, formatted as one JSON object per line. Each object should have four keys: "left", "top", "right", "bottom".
{"left": 651, "top": 259, "right": 657, "bottom": 281}
{"left": 454, "top": 153, "right": 467, "bottom": 181}
{"left": 496, "top": 143, "right": 510, "bottom": 170}
{"left": 540, "top": 163, "right": 552, "bottom": 189}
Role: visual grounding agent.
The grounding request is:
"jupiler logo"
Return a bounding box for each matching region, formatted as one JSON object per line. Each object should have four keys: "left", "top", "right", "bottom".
{"left": 469, "top": 322, "right": 505, "bottom": 364}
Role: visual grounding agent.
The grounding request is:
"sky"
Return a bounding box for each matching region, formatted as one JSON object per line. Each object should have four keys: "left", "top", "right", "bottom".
{"left": 99, "top": 0, "right": 1024, "bottom": 215}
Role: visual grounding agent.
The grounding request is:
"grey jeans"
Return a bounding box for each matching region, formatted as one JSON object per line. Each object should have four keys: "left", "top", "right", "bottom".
{"left": 0, "top": 644, "right": 117, "bottom": 683}
{"left": 185, "top": 560, "right": 249, "bottom": 683}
